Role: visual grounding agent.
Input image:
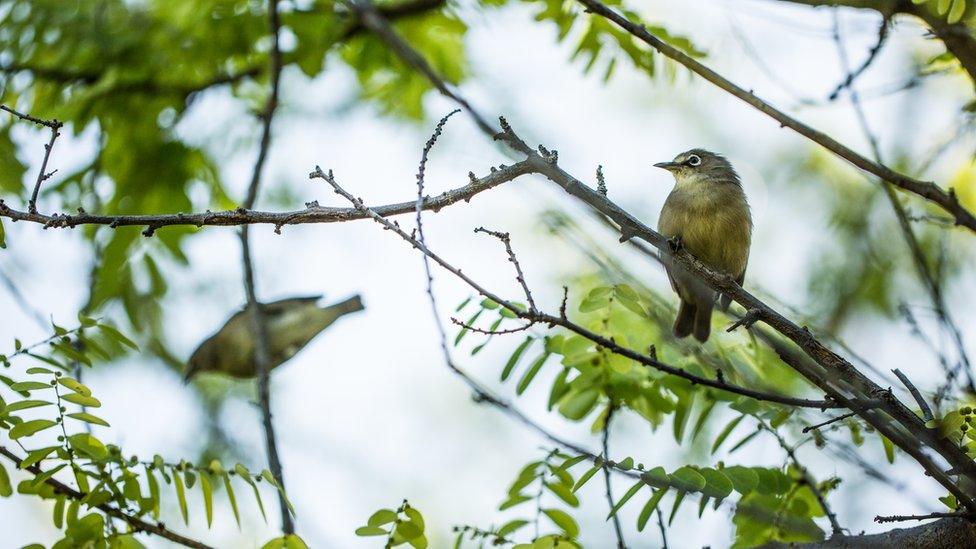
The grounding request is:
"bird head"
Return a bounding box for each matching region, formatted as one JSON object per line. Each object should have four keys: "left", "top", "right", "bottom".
{"left": 183, "top": 341, "right": 215, "bottom": 383}
{"left": 654, "top": 149, "right": 740, "bottom": 187}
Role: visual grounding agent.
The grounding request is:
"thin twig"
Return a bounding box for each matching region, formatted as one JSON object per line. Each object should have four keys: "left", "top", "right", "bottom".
{"left": 449, "top": 316, "right": 533, "bottom": 335}
{"left": 893, "top": 369, "right": 935, "bottom": 423}
{"left": 875, "top": 511, "right": 975, "bottom": 523}
{"left": 474, "top": 227, "right": 536, "bottom": 311}
{"left": 0, "top": 104, "right": 63, "bottom": 213}
{"left": 602, "top": 406, "right": 626, "bottom": 549}
{"left": 656, "top": 507, "right": 669, "bottom": 549}
{"left": 827, "top": 15, "right": 890, "bottom": 100}
{"left": 0, "top": 447, "right": 214, "bottom": 549}
{"left": 239, "top": 0, "right": 293, "bottom": 535}
{"left": 802, "top": 411, "right": 858, "bottom": 434}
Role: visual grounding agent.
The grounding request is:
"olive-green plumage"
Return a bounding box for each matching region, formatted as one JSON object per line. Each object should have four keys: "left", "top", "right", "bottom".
{"left": 184, "top": 295, "right": 364, "bottom": 380}
{"left": 655, "top": 149, "right": 752, "bottom": 343}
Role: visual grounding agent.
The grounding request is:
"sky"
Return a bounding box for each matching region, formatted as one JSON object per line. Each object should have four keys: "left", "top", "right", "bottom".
{"left": 1, "top": 0, "right": 975, "bottom": 547}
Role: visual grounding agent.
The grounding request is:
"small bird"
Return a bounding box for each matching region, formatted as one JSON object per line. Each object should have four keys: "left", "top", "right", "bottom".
{"left": 655, "top": 149, "right": 752, "bottom": 343}
{"left": 184, "top": 295, "right": 364, "bottom": 380}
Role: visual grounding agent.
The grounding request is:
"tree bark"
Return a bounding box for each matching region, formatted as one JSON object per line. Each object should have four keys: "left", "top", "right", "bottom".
{"left": 763, "top": 518, "right": 976, "bottom": 548}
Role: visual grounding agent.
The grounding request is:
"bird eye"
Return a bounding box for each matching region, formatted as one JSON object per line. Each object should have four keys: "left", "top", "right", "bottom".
{"left": 687, "top": 155, "right": 701, "bottom": 167}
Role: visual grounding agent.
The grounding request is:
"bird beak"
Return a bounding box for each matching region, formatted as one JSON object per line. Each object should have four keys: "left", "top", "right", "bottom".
{"left": 182, "top": 368, "right": 195, "bottom": 385}
{"left": 654, "top": 161, "right": 679, "bottom": 171}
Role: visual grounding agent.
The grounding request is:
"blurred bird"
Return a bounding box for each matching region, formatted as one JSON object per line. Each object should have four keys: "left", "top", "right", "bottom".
{"left": 655, "top": 149, "right": 752, "bottom": 343}
{"left": 184, "top": 295, "right": 364, "bottom": 380}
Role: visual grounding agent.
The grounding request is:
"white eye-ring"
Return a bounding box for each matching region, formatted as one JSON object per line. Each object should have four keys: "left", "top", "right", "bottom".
{"left": 687, "top": 155, "right": 702, "bottom": 167}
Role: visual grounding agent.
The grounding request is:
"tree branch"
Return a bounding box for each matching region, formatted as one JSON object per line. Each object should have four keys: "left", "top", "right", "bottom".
{"left": 574, "top": 0, "right": 976, "bottom": 233}
{"left": 240, "top": 0, "right": 293, "bottom": 535}
{"left": 0, "top": 161, "right": 533, "bottom": 232}
{"left": 0, "top": 447, "right": 214, "bottom": 549}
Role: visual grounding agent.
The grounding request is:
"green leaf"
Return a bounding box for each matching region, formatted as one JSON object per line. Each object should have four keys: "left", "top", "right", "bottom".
{"left": 9, "top": 381, "right": 52, "bottom": 392}
{"left": 20, "top": 446, "right": 59, "bottom": 469}
{"left": 98, "top": 324, "right": 139, "bottom": 351}
{"left": 26, "top": 367, "right": 53, "bottom": 375}
{"left": 368, "top": 509, "right": 398, "bottom": 527}
{"left": 261, "top": 535, "right": 309, "bottom": 549}
{"left": 881, "top": 435, "right": 895, "bottom": 464}
{"left": 61, "top": 393, "right": 101, "bottom": 407}
{"left": 224, "top": 473, "right": 241, "bottom": 527}
{"left": 543, "top": 508, "right": 579, "bottom": 538}
{"left": 546, "top": 481, "right": 580, "bottom": 507}
{"left": 355, "top": 526, "right": 388, "bottom": 536}
{"left": 146, "top": 467, "right": 160, "bottom": 519}
{"left": 30, "top": 463, "right": 66, "bottom": 489}
{"left": 68, "top": 434, "right": 108, "bottom": 460}
{"left": 691, "top": 399, "right": 716, "bottom": 443}
{"left": 502, "top": 337, "right": 534, "bottom": 382}
{"left": 669, "top": 466, "right": 706, "bottom": 492}
{"left": 200, "top": 473, "right": 214, "bottom": 527}
{"left": 3, "top": 399, "right": 52, "bottom": 413}
{"left": 559, "top": 387, "right": 600, "bottom": 420}
{"left": 516, "top": 352, "right": 550, "bottom": 395}
{"left": 9, "top": 419, "right": 57, "bottom": 439}
{"left": 642, "top": 466, "right": 669, "bottom": 489}
{"left": 607, "top": 479, "right": 644, "bottom": 519}
{"left": 497, "top": 518, "right": 529, "bottom": 537}
{"left": 699, "top": 468, "right": 733, "bottom": 499}
{"left": 66, "top": 412, "right": 110, "bottom": 427}
{"left": 723, "top": 466, "right": 760, "bottom": 495}
{"left": 558, "top": 455, "right": 589, "bottom": 471}
{"left": 669, "top": 490, "right": 687, "bottom": 525}
{"left": 454, "top": 310, "right": 483, "bottom": 345}
{"left": 0, "top": 461, "right": 11, "bottom": 496}
{"left": 637, "top": 488, "right": 667, "bottom": 532}
{"left": 173, "top": 470, "right": 189, "bottom": 525}
{"left": 728, "top": 430, "right": 760, "bottom": 453}
{"left": 712, "top": 416, "right": 744, "bottom": 454}
{"left": 57, "top": 377, "right": 92, "bottom": 397}
{"left": 572, "top": 464, "right": 601, "bottom": 493}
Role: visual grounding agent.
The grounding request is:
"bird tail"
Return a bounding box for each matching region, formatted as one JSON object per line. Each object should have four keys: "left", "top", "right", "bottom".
{"left": 673, "top": 300, "right": 696, "bottom": 339}
{"left": 330, "top": 294, "right": 365, "bottom": 315}
{"left": 693, "top": 303, "right": 713, "bottom": 343}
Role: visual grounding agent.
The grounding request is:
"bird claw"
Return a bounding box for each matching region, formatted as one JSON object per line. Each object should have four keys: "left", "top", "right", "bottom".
{"left": 667, "top": 235, "right": 683, "bottom": 253}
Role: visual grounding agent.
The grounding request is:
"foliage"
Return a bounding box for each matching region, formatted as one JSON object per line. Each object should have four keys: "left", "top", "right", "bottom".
{"left": 0, "top": 321, "right": 304, "bottom": 548}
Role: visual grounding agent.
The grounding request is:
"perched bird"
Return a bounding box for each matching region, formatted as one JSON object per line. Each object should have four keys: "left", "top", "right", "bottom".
{"left": 184, "top": 295, "right": 364, "bottom": 380}
{"left": 655, "top": 149, "right": 752, "bottom": 343}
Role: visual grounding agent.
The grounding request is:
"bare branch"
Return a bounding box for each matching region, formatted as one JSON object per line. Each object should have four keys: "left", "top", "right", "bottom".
{"left": 474, "top": 227, "right": 536, "bottom": 312}
{"left": 875, "top": 512, "right": 975, "bottom": 523}
{"left": 0, "top": 161, "right": 533, "bottom": 231}
{"left": 802, "top": 411, "right": 858, "bottom": 434}
{"left": 239, "top": 0, "right": 293, "bottom": 535}
{"left": 601, "top": 406, "right": 626, "bottom": 549}
{"left": 1, "top": 104, "right": 63, "bottom": 213}
{"left": 892, "top": 369, "right": 935, "bottom": 423}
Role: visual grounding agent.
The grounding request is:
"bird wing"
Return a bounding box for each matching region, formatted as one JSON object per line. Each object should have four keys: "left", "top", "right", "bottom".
{"left": 259, "top": 295, "right": 322, "bottom": 317}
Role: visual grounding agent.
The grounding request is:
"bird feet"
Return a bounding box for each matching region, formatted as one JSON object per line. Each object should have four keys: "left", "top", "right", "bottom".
{"left": 667, "top": 235, "right": 684, "bottom": 253}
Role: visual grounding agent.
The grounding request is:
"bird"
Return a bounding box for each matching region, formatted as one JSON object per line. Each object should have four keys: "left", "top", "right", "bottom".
{"left": 184, "top": 295, "right": 364, "bottom": 380}
{"left": 654, "top": 149, "right": 752, "bottom": 343}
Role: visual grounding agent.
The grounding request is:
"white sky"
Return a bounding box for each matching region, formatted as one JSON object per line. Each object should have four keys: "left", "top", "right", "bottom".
{"left": 2, "top": 0, "right": 975, "bottom": 547}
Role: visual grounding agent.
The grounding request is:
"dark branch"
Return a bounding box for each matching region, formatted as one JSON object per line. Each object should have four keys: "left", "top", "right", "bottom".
{"left": 892, "top": 368, "right": 935, "bottom": 423}
{"left": 240, "top": 0, "right": 293, "bottom": 535}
